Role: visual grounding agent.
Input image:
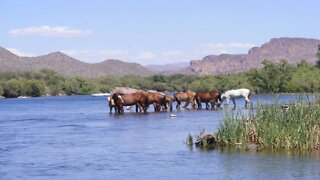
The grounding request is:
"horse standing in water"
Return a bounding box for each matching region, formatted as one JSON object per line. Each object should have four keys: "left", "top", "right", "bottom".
{"left": 146, "top": 92, "right": 167, "bottom": 112}
{"left": 174, "top": 90, "right": 197, "bottom": 110}
{"left": 195, "top": 91, "right": 222, "bottom": 110}
{"left": 221, "top": 88, "right": 252, "bottom": 109}
{"left": 111, "top": 92, "right": 148, "bottom": 114}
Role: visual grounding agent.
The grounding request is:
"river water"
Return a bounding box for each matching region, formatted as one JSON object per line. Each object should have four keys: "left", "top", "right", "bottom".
{"left": 0, "top": 94, "right": 319, "bottom": 179}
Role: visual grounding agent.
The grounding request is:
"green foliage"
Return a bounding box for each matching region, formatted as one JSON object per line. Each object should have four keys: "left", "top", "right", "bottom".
{"left": 214, "top": 101, "right": 320, "bottom": 151}
{"left": 248, "top": 60, "right": 295, "bottom": 93}
{"left": 316, "top": 44, "right": 320, "bottom": 68}
{"left": 63, "top": 77, "right": 94, "bottom": 95}
{"left": 3, "top": 79, "right": 23, "bottom": 98}
{"left": 1, "top": 59, "right": 320, "bottom": 97}
{"left": 24, "top": 80, "right": 46, "bottom": 97}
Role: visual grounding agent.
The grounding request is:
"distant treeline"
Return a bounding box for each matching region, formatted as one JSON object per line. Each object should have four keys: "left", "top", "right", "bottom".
{"left": 1, "top": 59, "right": 320, "bottom": 98}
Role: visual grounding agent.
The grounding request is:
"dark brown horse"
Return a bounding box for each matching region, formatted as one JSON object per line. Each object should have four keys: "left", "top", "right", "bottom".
{"left": 147, "top": 92, "right": 167, "bottom": 111}
{"left": 165, "top": 94, "right": 175, "bottom": 111}
{"left": 111, "top": 92, "right": 148, "bottom": 114}
{"left": 174, "top": 90, "right": 196, "bottom": 110}
{"left": 195, "top": 91, "right": 221, "bottom": 109}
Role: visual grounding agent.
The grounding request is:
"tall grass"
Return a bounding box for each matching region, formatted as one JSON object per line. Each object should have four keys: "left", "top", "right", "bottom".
{"left": 214, "top": 101, "right": 320, "bottom": 151}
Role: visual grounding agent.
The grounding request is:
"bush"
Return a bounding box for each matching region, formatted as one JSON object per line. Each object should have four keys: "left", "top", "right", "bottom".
{"left": 24, "top": 80, "right": 45, "bottom": 97}
{"left": 3, "top": 79, "right": 23, "bottom": 98}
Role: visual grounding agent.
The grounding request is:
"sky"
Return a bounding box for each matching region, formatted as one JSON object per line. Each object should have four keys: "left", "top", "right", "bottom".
{"left": 1, "top": 0, "right": 319, "bottom": 65}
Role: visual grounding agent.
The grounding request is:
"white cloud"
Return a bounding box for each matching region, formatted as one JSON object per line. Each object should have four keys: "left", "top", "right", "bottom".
{"left": 200, "top": 42, "right": 254, "bottom": 55}
{"left": 228, "top": 42, "right": 255, "bottom": 48}
{"left": 161, "top": 50, "right": 183, "bottom": 57}
{"left": 8, "top": 26, "right": 92, "bottom": 37}
{"left": 6, "top": 48, "right": 36, "bottom": 57}
{"left": 136, "top": 51, "right": 156, "bottom": 60}
{"left": 62, "top": 49, "right": 128, "bottom": 63}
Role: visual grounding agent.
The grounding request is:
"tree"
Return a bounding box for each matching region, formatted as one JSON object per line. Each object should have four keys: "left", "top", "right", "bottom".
{"left": 24, "top": 80, "right": 45, "bottom": 97}
{"left": 248, "top": 60, "right": 294, "bottom": 93}
{"left": 316, "top": 44, "right": 320, "bottom": 67}
{"left": 3, "top": 79, "right": 23, "bottom": 98}
{"left": 63, "top": 77, "right": 94, "bottom": 95}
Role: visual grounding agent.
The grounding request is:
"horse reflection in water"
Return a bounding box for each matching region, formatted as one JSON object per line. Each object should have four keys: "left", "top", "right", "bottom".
{"left": 221, "top": 88, "right": 252, "bottom": 109}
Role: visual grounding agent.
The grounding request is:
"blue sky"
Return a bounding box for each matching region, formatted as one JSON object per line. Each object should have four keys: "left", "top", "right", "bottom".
{"left": 1, "top": 0, "right": 319, "bottom": 65}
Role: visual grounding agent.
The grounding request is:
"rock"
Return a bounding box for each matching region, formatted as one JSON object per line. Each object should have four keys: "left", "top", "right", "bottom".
{"left": 185, "top": 37, "right": 320, "bottom": 75}
{"left": 195, "top": 133, "right": 216, "bottom": 147}
{"left": 111, "top": 87, "right": 144, "bottom": 94}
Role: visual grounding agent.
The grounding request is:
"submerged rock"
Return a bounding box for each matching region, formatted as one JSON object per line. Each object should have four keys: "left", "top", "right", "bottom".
{"left": 195, "top": 133, "right": 216, "bottom": 147}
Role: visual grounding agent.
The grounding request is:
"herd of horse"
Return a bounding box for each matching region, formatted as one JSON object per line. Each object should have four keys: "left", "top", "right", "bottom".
{"left": 107, "top": 88, "right": 252, "bottom": 114}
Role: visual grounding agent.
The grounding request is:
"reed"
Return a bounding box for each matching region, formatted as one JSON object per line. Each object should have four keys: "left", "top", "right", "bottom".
{"left": 213, "top": 101, "right": 320, "bottom": 151}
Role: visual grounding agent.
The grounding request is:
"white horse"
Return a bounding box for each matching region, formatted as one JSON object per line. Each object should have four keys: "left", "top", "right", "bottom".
{"left": 221, "top": 88, "right": 252, "bottom": 108}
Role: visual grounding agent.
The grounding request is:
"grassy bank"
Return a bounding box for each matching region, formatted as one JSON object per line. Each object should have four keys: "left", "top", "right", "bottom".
{"left": 192, "top": 101, "right": 320, "bottom": 151}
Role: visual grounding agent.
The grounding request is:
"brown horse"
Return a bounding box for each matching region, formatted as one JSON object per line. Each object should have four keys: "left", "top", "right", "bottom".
{"left": 195, "top": 91, "right": 221, "bottom": 109}
{"left": 174, "top": 90, "right": 197, "bottom": 110}
{"left": 165, "top": 94, "right": 175, "bottom": 111}
{"left": 147, "top": 92, "right": 167, "bottom": 111}
{"left": 111, "top": 92, "right": 148, "bottom": 114}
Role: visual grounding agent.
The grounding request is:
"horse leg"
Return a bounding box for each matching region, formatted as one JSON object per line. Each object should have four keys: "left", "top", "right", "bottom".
{"left": 143, "top": 104, "right": 148, "bottom": 114}
{"left": 232, "top": 98, "right": 236, "bottom": 109}
{"left": 183, "top": 101, "right": 189, "bottom": 108}
{"left": 206, "top": 102, "right": 210, "bottom": 110}
{"left": 245, "top": 97, "right": 250, "bottom": 108}
{"left": 225, "top": 98, "right": 230, "bottom": 106}
{"left": 192, "top": 98, "right": 197, "bottom": 109}
{"left": 176, "top": 100, "right": 181, "bottom": 110}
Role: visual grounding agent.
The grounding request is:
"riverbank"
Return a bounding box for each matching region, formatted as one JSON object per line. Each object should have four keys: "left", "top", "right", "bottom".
{"left": 191, "top": 101, "right": 320, "bottom": 152}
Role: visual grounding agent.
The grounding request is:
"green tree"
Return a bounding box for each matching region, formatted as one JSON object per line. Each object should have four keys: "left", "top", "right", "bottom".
{"left": 151, "top": 74, "right": 168, "bottom": 83}
{"left": 3, "top": 79, "right": 23, "bottom": 98}
{"left": 24, "top": 80, "right": 46, "bottom": 97}
{"left": 63, "top": 77, "right": 94, "bottom": 95}
{"left": 248, "top": 60, "right": 294, "bottom": 93}
{"left": 0, "top": 84, "right": 4, "bottom": 96}
{"left": 316, "top": 44, "right": 320, "bottom": 68}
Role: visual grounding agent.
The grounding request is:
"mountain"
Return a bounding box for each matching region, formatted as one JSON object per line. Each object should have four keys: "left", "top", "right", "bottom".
{"left": 145, "top": 62, "right": 189, "bottom": 72}
{"left": 1, "top": 37, "right": 319, "bottom": 77}
{"left": 184, "top": 37, "right": 320, "bottom": 75}
{"left": 0, "top": 48, "right": 154, "bottom": 77}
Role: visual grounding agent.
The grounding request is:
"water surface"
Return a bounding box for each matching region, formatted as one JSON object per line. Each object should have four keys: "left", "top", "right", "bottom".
{"left": 0, "top": 94, "right": 319, "bottom": 179}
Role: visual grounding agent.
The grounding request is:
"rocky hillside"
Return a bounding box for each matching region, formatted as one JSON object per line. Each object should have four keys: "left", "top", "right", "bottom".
{"left": 186, "top": 37, "right": 320, "bottom": 75}
{"left": 0, "top": 48, "right": 154, "bottom": 77}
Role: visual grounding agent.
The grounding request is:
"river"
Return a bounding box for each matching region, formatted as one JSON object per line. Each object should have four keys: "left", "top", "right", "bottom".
{"left": 0, "top": 94, "right": 319, "bottom": 179}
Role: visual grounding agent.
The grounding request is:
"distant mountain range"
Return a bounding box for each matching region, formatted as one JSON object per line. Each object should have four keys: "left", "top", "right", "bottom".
{"left": 0, "top": 48, "right": 154, "bottom": 77}
{"left": 0, "top": 37, "right": 319, "bottom": 77}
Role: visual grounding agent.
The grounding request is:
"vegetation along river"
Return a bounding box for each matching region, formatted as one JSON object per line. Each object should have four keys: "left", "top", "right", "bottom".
{"left": 0, "top": 94, "right": 319, "bottom": 179}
